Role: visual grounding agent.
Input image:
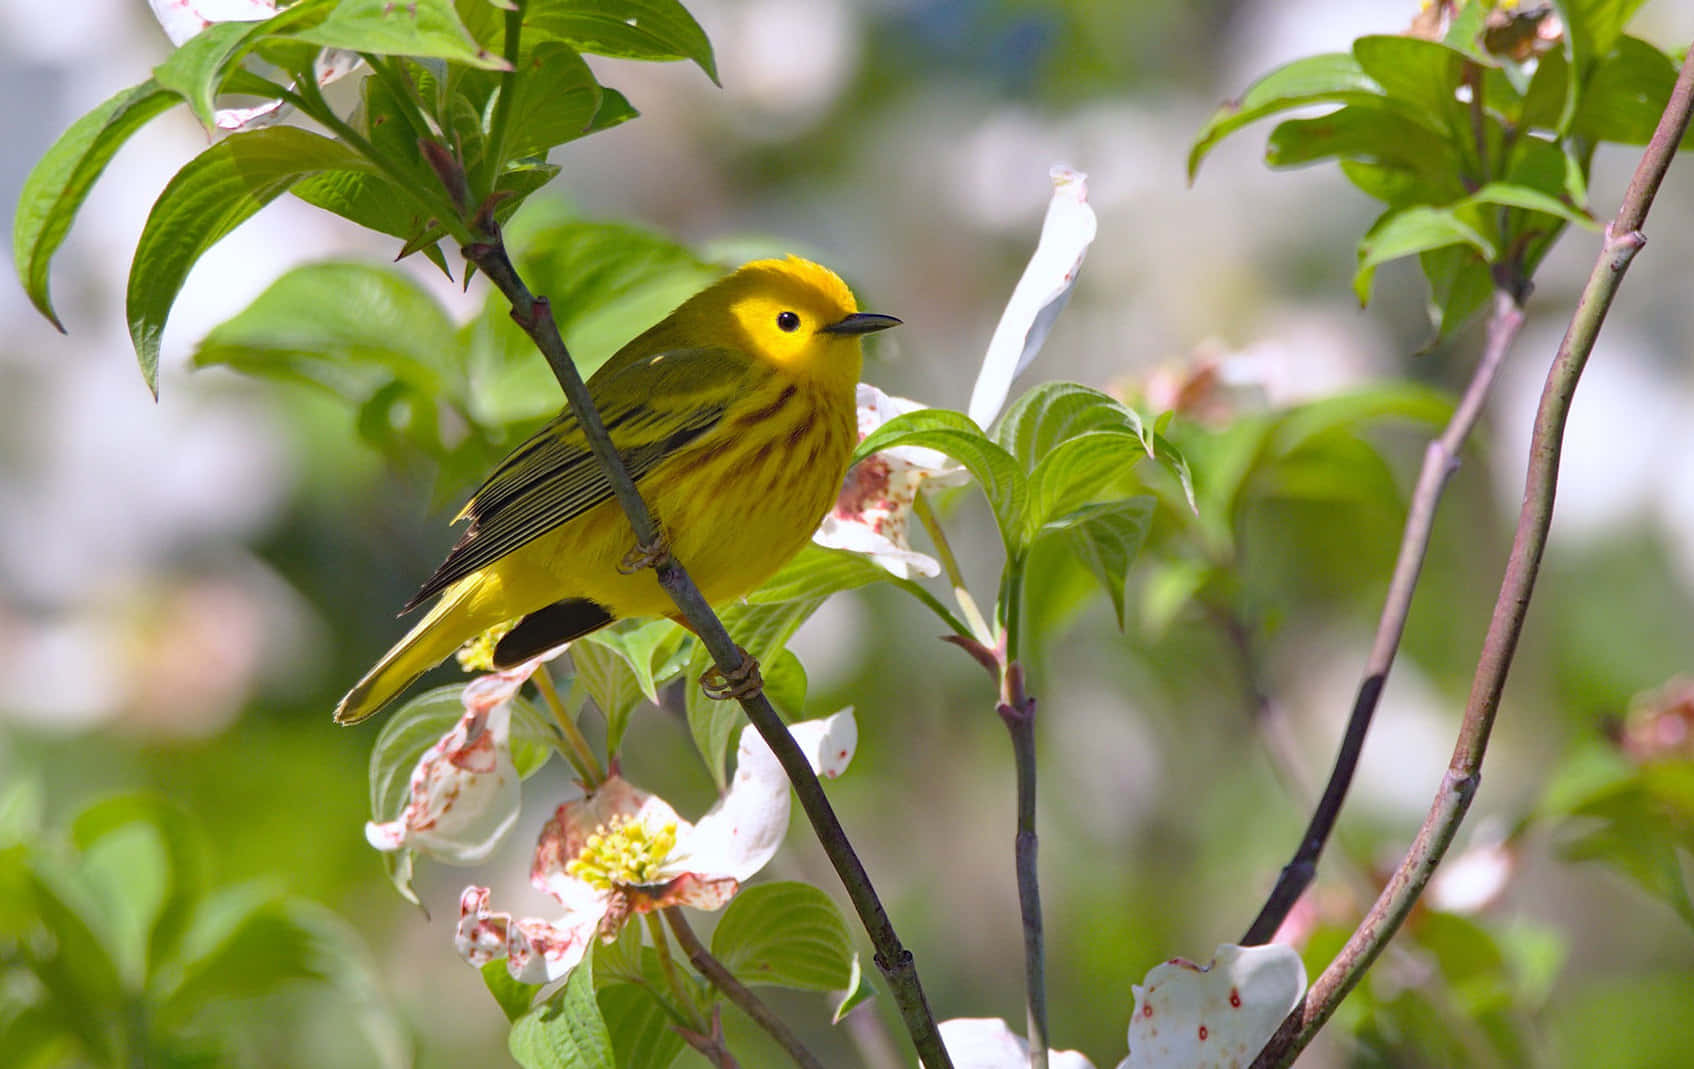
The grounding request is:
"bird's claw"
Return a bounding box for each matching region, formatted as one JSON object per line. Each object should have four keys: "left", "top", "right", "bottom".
{"left": 619, "top": 527, "right": 672, "bottom": 574}
{"left": 700, "top": 647, "right": 763, "bottom": 702}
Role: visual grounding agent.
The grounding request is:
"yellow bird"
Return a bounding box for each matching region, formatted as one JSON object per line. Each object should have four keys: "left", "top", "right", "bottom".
{"left": 334, "top": 257, "right": 899, "bottom": 725}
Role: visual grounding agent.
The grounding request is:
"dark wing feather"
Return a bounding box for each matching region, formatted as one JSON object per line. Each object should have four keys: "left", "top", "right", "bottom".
{"left": 400, "top": 347, "right": 748, "bottom": 612}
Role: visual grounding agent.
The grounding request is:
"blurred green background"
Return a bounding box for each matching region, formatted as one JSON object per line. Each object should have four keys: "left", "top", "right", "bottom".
{"left": 5, "top": 1, "right": 1694, "bottom": 1065}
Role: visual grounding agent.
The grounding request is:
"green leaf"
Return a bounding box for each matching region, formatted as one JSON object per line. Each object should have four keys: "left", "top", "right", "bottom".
{"left": 1354, "top": 205, "right": 1496, "bottom": 305}
{"left": 833, "top": 954, "right": 874, "bottom": 1023}
{"left": 746, "top": 544, "right": 899, "bottom": 605}
{"left": 1420, "top": 245, "right": 1494, "bottom": 337}
{"left": 1151, "top": 432, "right": 1198, "bottom": 516}
{"left": 21, "top": 861, "right": 127, "bottom": 1060}
{"left": 484, "top": 960, "right": 544, "bottom": 1023}
{"left": 1466, "top": 181, "right": 1597, "bottom": 229}
{"left": 126, "top": 127, "right": 376, "bottom": 395}
{"left": 296, "top": 0, "right": 509, "bottom": 69}
{"left": 762, "top": 647, "right": 809, "bottom": 718}
{"left": 1560, "top": 0, "right": 1650, "bottom": 77}
{"left": 854, "top": 409, "right": 1027, "bottom": 553}
{"left": 598, "top": 984, "right": 685, "bottom": 1069}
{"left": 1573, "top": 35, "right": 1682, "bottom": 146}
{"left": 503, "top": 44, "right": 605, "bottom": 160}
{"left": 152, "top": 19, "right": 269, "bottom": 131}
{"left": 993, "top": 381, "right": 1147, "bottom": 465}
{"left": 71, "top": 795, "right": 206, "bottom": 984}
{"left": 1267, "top": 104, "right": 1465, "bottom": 200}
{"left": 1352, "top": 35, "right": 1469, "bottom": 135}
{"left": 290, "top": 171, "right": 442, "bottom": 261}
{"left": 1188, "top": 53, "right": 1382, "bottom": 179}
{"left": 1269, "top": 383, "right": 1455, "bottom": 458}
{"left": 1038, "top": 498, "right": 1156, "bottom": 629}
{"left": 13, "top": 80, "right": 176, "bottom": 330}
{"left": 570, "top": 640, "right": 645, "bottom": 756}
{"left": 711, "top": 882, "right": 855, "bottom": 991}
{"left": 684, "top": 600, "right": 822, "bottom": 784}
{"left": 526, "top": 0, "right": 719, "bottom": 84}
{"left": 163, "top": 895, "right": 406, "bottom": 1066}
{"left": 509, "top": 946, "right": 615, "bottom": 1069}
{"left": 0, "top": 777, "right": 44, "bottom": 846}
{"left": 1521, "top": 46, "right": 1569, "bottom": 129}
{"left": 576, "top": 619, "right": 684, "bottom": 708}
{"left": 1022, "top": 430, "right": 1149, "bottom": 543}
{"left": 192, "top": 260, "right": 463, "bottom": 400}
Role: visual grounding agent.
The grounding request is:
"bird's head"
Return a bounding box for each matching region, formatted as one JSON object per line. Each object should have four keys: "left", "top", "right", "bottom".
{"left": 708, "top": 257, "right": 899, "bottom": 391}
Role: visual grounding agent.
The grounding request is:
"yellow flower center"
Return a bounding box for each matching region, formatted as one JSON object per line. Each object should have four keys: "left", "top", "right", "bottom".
{"left": 565, "top": 815, "right": 679, "bottom": 890}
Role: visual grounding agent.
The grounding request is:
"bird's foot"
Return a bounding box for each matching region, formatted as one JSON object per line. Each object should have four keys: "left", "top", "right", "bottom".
{"left": 700, "top": 647, "right": 763, "bottom": 702}
{"left": 619, "top": 527, "right": 672, "bottom": 574}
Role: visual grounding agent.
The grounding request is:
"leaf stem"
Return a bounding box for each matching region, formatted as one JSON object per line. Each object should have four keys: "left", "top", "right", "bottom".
{"left": 1251, "top": 38, "right": 1694, "bottom": 1067}
{"left": 532, "top": 665, "right": 605, "bottom": 787}
{"left": 914, "top": 493, "right": 994, "bottom": 643}
{"left": 891, "top": 577, "right": 975, "bottom": 639}
{"left": 643, "top": 912, "right": 696, "bottom": 1025}
{"left": 461, "top": 227, "right": 953, "bottom": 1069}
{"left": 1240, "top": 284, "right": 1525, "bottom": 945}
{"left": 664, "top": 909, "right": 826, "bottom": 1069}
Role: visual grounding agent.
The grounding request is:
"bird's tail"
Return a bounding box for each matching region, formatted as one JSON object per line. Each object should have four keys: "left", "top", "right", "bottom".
{"left": 334, "top": 581, "right": 498, "bottom": 726}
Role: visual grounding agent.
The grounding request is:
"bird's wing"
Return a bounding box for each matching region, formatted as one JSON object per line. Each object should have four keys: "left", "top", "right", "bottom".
{"left": 401, "top": 346, "right": 753, "bottom": 611}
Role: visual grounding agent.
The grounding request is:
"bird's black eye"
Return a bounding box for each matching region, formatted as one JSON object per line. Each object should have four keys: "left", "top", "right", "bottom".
{"left": 776, "top": 311, "right": 801, "bottom": 332}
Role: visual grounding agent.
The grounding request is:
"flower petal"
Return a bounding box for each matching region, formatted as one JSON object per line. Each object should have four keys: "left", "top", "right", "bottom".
{"left": 813, "top": 511, "right": 940, "bottom": 579}
{"left": 1122, "top": 944, "right": 1306, "bottom": 1069}
{"left": 213, "top": 98, "right": 289, "bottom": 132}
{"left": 857, "top": 383, "right": 961, "bottom": 476}
{"left": 364, "top": 681, "right": 525, "bottom": 865}
{"left": 314, "top": 48, "right": 364, "bottom": 87}
{"left": 967, "top": 166, "right": 1098, "bottom": 429}
{"left": 685, "top": 711, "right": 858, "bottom": 882}
{"left": 936, "top": 1018, "right": 1097, "bottom": 1069}
{"left": 149, "top": 0, "right": 277, "bottom": 45}
{"left": 455, "top": 886, "right": 600, "bottom": 985}
{"left": 787, "top": 707, "right": 859, "bottom": 779}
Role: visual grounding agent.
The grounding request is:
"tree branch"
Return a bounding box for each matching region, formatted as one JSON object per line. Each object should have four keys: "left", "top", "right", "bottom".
{"left": 1251, "top": 40, "right": 1694, "bottom": 1067}
{"left": 459, "top": 229, "right": 953, "bottom": 1069}
{"left": 1241, "top": 286, "right": 1525, "bottom": 945}
{"left": 664, "top": 909, "right": 825, "bottom": 1069}
{"left": 998, "top": 662, "right": 1046, "bottom": 1068}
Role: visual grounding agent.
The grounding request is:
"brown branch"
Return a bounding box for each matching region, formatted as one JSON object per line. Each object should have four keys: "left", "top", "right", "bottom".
{"left": 664, "top": 909, "right": 825, "bottom": 1069}
{"left": 998, "top": 661, "right": 1047, "bottom": 1068}
{"left": 1252, "top": 39, "right": 1694, "bottom": 1068}
{"left": 1241, "top": 286, "right": 1525, "bottom": 945}
{"left": 459, "top": 230, "right": 953, "bottom": 1069}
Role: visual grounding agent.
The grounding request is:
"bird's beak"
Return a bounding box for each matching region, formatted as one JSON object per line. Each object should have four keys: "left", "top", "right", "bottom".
{"left": 820, "top": 312, "right": 902, "bottom": 335}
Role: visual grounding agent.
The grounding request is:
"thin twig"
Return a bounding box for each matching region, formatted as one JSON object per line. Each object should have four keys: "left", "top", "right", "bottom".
{"left": 1240, "top": 285, "right": 1526, "bottom": 945}
{"left": 999, "top": 662, "right": 1047, "bottom": 1069}
{"left": 664, "top": 909, "right": 826, "bottom": 1069}
{"left": 675, "top": 1006, "right": 740, "bottom": 1069}
{"left": 1252, "top": 40, "right": 1694, "bottom": 1067}
{"left": 459, "top": 230, "right": 953, "bottom": 1069}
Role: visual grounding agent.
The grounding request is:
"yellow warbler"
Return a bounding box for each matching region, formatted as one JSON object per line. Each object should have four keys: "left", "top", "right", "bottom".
{"left": 334, "top": 257, "right": 898, "bottom": 724}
